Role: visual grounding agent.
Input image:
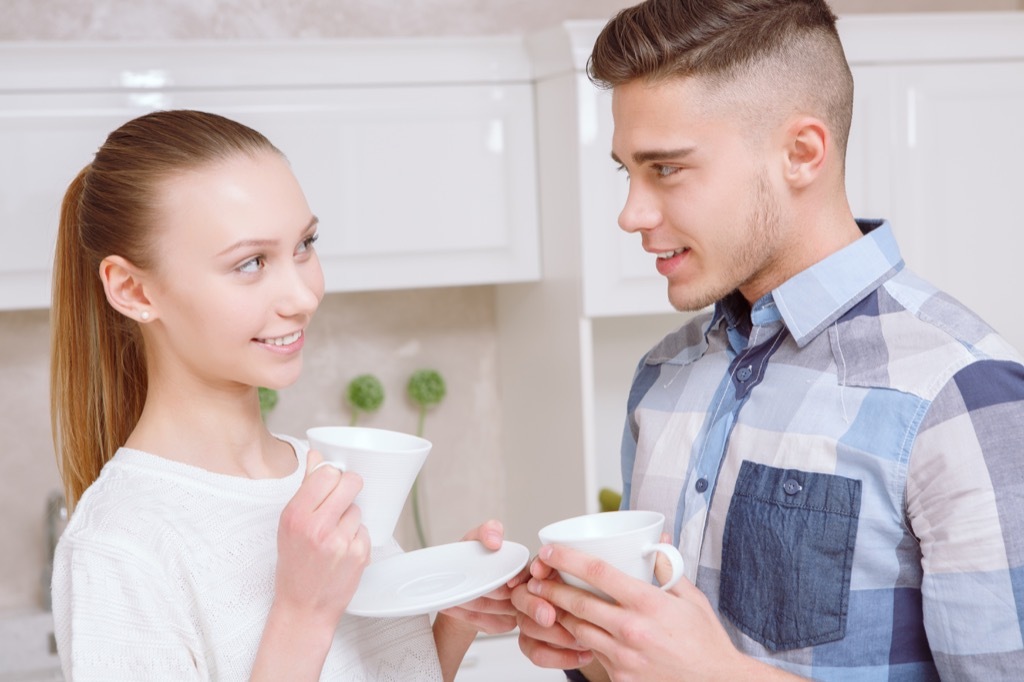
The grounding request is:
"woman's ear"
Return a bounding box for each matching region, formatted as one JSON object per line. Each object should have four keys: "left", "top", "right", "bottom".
{"left": 782, "top": 116, "right": 828, "bottom": 190}
{"left": 99, "top": 255, "right": 156, "bottom": 323}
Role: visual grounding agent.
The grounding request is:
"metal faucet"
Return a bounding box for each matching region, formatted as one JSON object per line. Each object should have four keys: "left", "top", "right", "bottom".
{"left": 41, "top": 490, "right": 68, "bottom": 611}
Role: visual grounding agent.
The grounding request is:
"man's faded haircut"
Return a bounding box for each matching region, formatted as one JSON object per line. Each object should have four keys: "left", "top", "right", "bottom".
{"left": 589, "top": 0, "right": 855, "bottom": 157}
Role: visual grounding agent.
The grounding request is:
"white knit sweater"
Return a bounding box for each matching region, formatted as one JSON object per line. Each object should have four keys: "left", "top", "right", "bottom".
{"left": 51, "top": 435, "right": 442, "bottom": 681}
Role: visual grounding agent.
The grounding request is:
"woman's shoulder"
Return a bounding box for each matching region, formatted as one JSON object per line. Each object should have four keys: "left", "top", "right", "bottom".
{"left": 64, "top": 436, "right": 306, "bottom": 551}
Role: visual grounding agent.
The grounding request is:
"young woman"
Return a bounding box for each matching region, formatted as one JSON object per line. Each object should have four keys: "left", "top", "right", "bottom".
{"left": 49, "top": 109, "right": 516, "bottom": 681}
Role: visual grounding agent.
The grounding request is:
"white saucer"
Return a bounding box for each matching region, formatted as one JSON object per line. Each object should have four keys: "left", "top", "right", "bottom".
{"left": 346, "top": 540, "right": 530, "bottom": 618}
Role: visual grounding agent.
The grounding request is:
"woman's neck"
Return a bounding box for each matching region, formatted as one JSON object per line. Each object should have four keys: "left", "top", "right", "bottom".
{"left": 125, "top": 377, "right": 296, "bottom": 479}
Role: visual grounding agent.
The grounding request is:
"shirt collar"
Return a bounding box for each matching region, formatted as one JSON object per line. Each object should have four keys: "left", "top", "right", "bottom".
{"left": 773, "top": 219, "right": 903, "bottom": 346}
{"left": 709, "top": 219, "right": 903, "bottom": 348}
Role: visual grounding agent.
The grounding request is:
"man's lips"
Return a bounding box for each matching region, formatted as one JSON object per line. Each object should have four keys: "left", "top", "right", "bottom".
{"left": 653, "top": 247, "right": 691, "bottom": 276}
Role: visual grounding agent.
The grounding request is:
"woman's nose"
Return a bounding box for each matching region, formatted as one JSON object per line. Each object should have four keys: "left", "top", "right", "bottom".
{"left": 278, "top": 260, "right": 323, "bottom": 317}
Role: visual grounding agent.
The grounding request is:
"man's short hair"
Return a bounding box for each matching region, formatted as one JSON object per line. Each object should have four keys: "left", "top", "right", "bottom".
{"left": 589, "top": 0, "right": 854, "bottom": 157}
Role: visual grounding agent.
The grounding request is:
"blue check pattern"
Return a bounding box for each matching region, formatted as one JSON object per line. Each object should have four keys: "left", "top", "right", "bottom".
{"left": 621, "top": 220, "right": 1024, "bottom": 680}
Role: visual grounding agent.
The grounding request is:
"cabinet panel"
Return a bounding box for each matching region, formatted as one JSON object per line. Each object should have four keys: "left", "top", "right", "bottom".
{"left": 887, "top": 62, "right": 1024, "bottom": 352}
{"left": 0, "top": 45, "right": 539, "bottom": 311}
{"left": 578, "top": 80, "right": 675, "bottom": 318}
{"left": 171, "top": 85, "right": 540, "bottom": 294}
{"left": 0, "top": 96, "right": 149, "bottom": 310}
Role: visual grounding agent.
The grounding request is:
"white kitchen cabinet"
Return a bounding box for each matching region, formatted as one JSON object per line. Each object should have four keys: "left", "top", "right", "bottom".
{"left": 495, "top": 14, "right": 1024, "bottom": 547}
{"left": 0, "top": 40, "right": 539, "bottom": 310}
{"left": 841, "top": 15, "right": 1024, "bottom": 353}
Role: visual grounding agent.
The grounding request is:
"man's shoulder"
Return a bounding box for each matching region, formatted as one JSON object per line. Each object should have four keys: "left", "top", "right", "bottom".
{"left": 880, "top": 268, "right": 1021, "bottom": 363}
{"left": 833, "top": 268, "right": 1022, "bottom": 399}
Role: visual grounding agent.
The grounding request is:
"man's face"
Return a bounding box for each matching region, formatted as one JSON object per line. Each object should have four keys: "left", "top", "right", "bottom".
{"left": 611, "top": 77, "right": 785, "bottom": 310}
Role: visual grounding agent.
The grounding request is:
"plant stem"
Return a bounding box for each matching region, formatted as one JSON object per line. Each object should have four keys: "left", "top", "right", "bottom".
{"left": 411, "top": 405, "right": 428, "bottom": 548}
{"left": 411, "top": 480, "right": 427, "bottom": 549}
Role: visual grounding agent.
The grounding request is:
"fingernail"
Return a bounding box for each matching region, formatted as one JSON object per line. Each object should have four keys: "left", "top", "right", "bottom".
{"left": 486, "top": 531, "right": 502, "bottom": 545}
{"left": 527, "top": 578, "right": 541, "bottom": 595}
{"left": 537, "top": 605, "right": 554, "bottom": 627}
{"left": 539, "top": 545, "right": 552, "bottom": 560}
{"left": 578, "top": 651, "right": 593, "bottom": 666}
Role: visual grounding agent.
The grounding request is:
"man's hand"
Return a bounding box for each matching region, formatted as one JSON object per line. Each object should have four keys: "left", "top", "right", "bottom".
{"left": 514, "top": 542, "right": 804, "bottom": 682}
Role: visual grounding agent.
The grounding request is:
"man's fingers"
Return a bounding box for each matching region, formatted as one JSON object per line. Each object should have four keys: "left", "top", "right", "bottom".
{"left": 512, "top": 582, "right": 557, "bottom": 628}
{"left": 517, "top": 628, "right": 594, "bottom": 670}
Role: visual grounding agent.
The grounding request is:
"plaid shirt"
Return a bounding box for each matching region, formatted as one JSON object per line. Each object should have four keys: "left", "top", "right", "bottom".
{"left": 621, "top": 220, "right": 1024, "bottom": 679}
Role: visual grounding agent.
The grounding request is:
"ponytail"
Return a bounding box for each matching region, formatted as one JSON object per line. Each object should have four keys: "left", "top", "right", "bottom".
{"left": 50, "top": 166, "right": 147, "bottom": 510}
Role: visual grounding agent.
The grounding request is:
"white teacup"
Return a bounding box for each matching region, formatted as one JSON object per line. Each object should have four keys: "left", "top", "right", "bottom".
{"left": 537, "top": 510, "right": 684, "bottom": 601}
{"left": 306, "top": 426, "right": 431, "bottom": 546}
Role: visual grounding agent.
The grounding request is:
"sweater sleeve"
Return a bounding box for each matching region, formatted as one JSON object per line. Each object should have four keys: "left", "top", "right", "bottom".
{"left": 52, "top": 533, "right": 206, "bottom": 682}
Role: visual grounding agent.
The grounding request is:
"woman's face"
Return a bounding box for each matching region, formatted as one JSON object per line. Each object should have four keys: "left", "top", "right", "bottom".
{"left": 142, "top": 150, "right": 324, "bottom": 393}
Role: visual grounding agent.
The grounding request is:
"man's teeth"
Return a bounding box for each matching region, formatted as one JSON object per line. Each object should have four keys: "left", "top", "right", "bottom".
{"left": 260, "top": 331, "right": 302, "bottom": 346}
{"left": 656, "top": 248, "right": 687, "bottom": 259}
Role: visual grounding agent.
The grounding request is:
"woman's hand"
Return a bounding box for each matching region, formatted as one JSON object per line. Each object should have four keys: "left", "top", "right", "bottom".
{"left": 433, "top": 519, "right": 527, "bottom": 682}
{"left": 252, "top": 449, "right": 370, "bottom": 681}
{"left": 274, "top": 450, "right": 370, "bottom": 623}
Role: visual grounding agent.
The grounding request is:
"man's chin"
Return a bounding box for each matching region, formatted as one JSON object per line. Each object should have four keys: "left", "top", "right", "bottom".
{"left": 668, "top": 287, "right": 718, "bottom": 313}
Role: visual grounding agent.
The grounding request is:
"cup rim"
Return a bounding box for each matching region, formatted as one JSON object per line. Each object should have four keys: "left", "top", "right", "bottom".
{"left": 538, "top": 509, "right": 665, "bottom": 543}
{"left": 306, "top": 425, "right": 431, "bottom": 454}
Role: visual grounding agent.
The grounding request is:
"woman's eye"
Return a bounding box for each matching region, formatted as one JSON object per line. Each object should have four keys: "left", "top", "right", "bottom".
{"left": 238, "top": 256, "right": 265, "bottom": 274}
{"left": 297, "top": 232, "right": 319, "bottom": 255}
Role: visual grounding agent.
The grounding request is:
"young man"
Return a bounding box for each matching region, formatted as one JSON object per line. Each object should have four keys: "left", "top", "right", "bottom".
{"left": 511, "top": 1, "right": 1024, "bottom": 680}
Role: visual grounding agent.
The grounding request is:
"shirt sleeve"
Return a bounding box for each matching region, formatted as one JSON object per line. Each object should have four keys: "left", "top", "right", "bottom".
{"left": 907, "top": 358, "right": 1024, "bottom": 677}
{"left": 621, "top": 354, "right": 661, "bottom": 510}
{"left": 52, "top": 533, "right": 206, "bottom": 681}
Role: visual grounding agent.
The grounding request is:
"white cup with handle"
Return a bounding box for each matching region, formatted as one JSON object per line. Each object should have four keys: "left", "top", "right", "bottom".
{"left": 537, "top": 510, "right": 684, "bottom": 602}
{"left": 306, "top": 426, "right": 431, "bottom": 547}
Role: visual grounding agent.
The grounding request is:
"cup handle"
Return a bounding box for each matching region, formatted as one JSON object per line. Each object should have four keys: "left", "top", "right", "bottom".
{"left": 643, "top": 543, "right": 685, "bottom": 591}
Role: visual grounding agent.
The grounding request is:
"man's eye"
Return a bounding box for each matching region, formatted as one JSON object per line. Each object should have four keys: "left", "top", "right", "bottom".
{"left": 654, "top": 164, "right": 679, "bottom": 177}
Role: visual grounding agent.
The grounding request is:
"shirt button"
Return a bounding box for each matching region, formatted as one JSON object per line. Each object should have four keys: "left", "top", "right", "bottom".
{"left": 736, "top": 365, "right": 753, "bottom": 382}
{"left": 695, "top": 478, "right": 709, "bottom": 493}
{"left": 783, "top": 479, "right": 802, "bottom": 495}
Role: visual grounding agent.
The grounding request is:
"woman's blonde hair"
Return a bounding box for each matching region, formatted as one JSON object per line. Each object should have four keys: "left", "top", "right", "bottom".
{"left": 50, "top": 110, "right": 281, "bottom": 509}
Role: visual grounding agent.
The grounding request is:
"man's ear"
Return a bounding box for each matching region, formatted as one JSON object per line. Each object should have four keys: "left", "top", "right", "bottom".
{"left": 782, "top": 116, "right": 828, "bottom": 190}
{"left": 98, "top": 255, "right": 156, "bottom": 323}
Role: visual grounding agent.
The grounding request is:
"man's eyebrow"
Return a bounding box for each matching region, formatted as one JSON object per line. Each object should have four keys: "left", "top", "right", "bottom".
{"left": 611, "top": 147, "right": 696, "bottom": 166}
{"left": 216, "top": 215, "right": 319, "bottom": 257}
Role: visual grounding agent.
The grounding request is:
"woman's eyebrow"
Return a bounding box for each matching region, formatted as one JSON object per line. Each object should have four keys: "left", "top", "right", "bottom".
{"left": 216, "top": 216, "right": 319, "bottom": 257}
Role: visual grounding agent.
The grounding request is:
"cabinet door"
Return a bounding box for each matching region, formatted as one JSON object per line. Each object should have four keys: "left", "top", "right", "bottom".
{"left": 0, "top": 93, "right": 138, "bottom": 310}
{"left": 832, "top": 59, "right": 1024, "bottom": 355}
{"left": 578, "top": 78, "right": 675, "bottom": 318}
{"left": 0, "top": 83, "right": 539, "bottom": 310}
{"left": 885, "top": 62, "right": 1024, "bottom": 353}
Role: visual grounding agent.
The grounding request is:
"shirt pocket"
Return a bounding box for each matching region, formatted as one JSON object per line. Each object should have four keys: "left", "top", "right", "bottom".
{"left": 719, "top": 461, "right": 862, "bottom": 652}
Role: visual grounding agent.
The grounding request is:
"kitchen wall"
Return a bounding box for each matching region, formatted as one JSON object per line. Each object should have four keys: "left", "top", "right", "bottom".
{"left": 1, "top": 0, "right": 1019, "bottom": 612}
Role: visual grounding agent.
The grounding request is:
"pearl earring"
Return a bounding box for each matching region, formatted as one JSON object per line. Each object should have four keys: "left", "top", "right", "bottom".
{"left": 140, "top": 311, "right": 150, "bottom": 321}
